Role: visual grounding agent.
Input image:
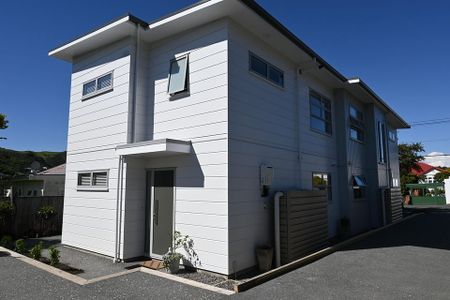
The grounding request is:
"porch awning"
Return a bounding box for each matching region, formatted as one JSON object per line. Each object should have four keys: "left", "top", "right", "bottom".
{"left": 115, "top": 139, "right": 191, "bottom": 157}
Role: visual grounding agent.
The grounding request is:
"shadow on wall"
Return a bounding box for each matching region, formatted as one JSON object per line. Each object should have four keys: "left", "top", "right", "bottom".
{"left": 341, "top": 212, "right": 450, "bottom": 252}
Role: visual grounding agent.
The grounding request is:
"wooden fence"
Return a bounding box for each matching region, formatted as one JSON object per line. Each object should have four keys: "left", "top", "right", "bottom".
{"left": 1, "top": 196, "right": 64, "bottom": 238}
{"left": 279, "top": 190, "right": 328, "bottom": 265}
{"left": 384, "top": 188, "right": 403, "bottom": 224}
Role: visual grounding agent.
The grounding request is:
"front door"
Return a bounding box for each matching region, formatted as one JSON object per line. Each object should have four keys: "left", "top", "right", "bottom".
{"left": 150, "top": 170, "right": 174, "bottom": 257}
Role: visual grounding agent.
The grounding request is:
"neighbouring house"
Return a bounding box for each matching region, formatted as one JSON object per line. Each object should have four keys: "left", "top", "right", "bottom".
{"left": 49, "top": 0, "right": 409, "bottom": 275}
{"left": 411, "top": 162, "right": 445, "bottom": 183}
{"left": 4, "top": 164, "right": 66, "bottom": 197}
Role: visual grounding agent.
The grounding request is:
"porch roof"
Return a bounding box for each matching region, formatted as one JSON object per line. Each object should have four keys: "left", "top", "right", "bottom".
{"left": 115, "top": 139, "right": 191, "bottom": 157}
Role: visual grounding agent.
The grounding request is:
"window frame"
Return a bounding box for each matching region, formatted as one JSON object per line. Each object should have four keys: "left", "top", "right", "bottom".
{"left": 167, "top": 54, "right": 190, "bottom": 96}
{"left": 378, "top": 122, "right": 387, "bottom": 163}
{"left": 81, "top": 71, "right": 114, "bottom": 100}
{"left": 77, "top": 170, "right": 109, "bottom": 191}
{"left": 309, "top": 90, "right": 332, "bottom": 135}
{"left": 352, "top": 175, "right": 367, "bottom": 200}
{"left": 388, "top": 128, "right": 397, "bottom": 142}
{"left": 249, "top": 52, "right": 284, "bottom": 88}
{"left": 312, "top": 172, "right": 332, "bottom": 202}
{"left": 349, "top": 105, "right": 364, "bottom": 143}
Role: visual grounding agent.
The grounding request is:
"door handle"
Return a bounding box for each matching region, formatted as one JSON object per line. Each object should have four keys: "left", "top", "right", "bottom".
{"left": 154, "top": 199, "right": 159, "bottom": 225}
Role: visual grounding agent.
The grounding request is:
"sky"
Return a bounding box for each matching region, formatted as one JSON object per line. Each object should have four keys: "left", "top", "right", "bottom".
{"left": 1, "top": 0, "right": 450, "bottom": 162}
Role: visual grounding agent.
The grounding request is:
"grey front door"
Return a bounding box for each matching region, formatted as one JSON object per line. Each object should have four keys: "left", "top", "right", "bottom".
{"left": 151, "top": 170, "right": 174, "bottom": 257}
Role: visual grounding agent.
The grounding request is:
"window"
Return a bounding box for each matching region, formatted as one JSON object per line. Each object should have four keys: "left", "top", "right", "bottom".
{"left": 249, "top": 52, "right": 284, "bottom": 87}
{"left": 310, "top": 91, "right": 332, "bottom": 134}
{"left": 77, "top": 171, "right": 109, "bottom": 191}
{"left": 349, "top": 105, "right": 364, "bottom": 142}
{"left": 378, "top": 122, "right": 387, "bottom": 163}
{"left": 388, "top": 129, "right": 397, "bottom": 142}
{"left": 353, "top": 175, "right": 367, "bottom": 199}
{"left": 168, "top": 55, "right": 189, "bottom": 95}
{"left": 312, "top": 172, "right": 332, "bottom": 202}
{"left": 82, "top": 72, "right": 113, "bottom": 99}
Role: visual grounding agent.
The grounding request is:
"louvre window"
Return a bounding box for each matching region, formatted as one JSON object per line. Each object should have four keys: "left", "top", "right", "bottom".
{"left": 310, "top": 91, "right": 332, "bottom": 134}
{"left": 249, "top": 52, "right": 284, "bottom": 87}
{"left": 82, "top": 72, "right": 113, "bottom": 99}
{"left": 168, "top": 55, "right": 189, "bottom": 95}
{"left": 378, "top": 122, "right": 387, "bottom": 163}
{"left": 77, "top": 171, "right": 109, "bottom": 191}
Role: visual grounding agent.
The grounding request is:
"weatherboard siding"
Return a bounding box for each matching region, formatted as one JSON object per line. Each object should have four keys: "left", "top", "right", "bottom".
{"left": 227, "top": 21, "right": 340, "bottom": 272}
{"left": 62, "top": 40, "right": 133, "bottom": 257}
{"left": 117, "top": 20, "right": 230, "bottom": 274}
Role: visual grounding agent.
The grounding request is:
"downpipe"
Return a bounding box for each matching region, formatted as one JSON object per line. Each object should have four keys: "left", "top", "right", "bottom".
{"left": 274, "top": 191, "right": 284, "bottom": 267}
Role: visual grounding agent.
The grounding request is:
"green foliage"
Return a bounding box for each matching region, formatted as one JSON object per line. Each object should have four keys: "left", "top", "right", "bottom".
{"left": 0, "top": 235, "right": 13, "bottom": 248}
{"left": 15, "top": 239, "right": 26, "bottom": 254}
{"left": 434, "top": 171, "right": 450, "bottom": 183}
{"left": 0, "top": 114, "right": 8, "bottom": 140}
{"left": 399, "top": 143, "right": 425, "bottom": 194}
{"left": 48, "top": 246, "right": 60, "bottom": 267}
{"left": 0, "top": 201, "right": 14, "bottom": 223}
{"left": 162, "top": 231, "right": 199, "bottom": 270}
{"left": 29, "top": 241, "right": 43, "bottom": 260}
{"left": 37, "top": 205, "right": 56, "bottom": 220}
{"left": 0, "top": 147, "right": 66, "bottom": 178}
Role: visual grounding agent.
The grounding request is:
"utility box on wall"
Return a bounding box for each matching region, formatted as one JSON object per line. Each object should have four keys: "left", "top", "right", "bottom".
{"left": 260, "top": 164, "right": 274, "bottom": 197}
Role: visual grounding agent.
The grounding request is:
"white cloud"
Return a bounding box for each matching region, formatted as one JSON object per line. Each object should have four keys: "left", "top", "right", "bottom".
{"left": 424, "top": 152, "right": 450, "bottom": 167}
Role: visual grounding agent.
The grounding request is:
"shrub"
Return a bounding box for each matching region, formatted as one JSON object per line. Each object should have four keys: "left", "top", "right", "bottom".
{"left": 29, "top": 241, "right": 43, "bottom": 260}
{"left": 0, "top": 235, "right": 13, "bottom": 248}
{"left": 15, "top": 239, "right": 26, "bottom": 254}
{"left": 37, "top": 205, "right": 56, "bottom": 220}
{"left": 0, "top": 201, "right": 14, "bottom": 223}
{"left": 48, "top": 246, "right": 60, "bottom": 267}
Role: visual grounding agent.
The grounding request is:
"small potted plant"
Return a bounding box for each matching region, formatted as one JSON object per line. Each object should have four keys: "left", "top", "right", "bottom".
{"left": 162, "top": 231, "right": 197, "bottom": 274}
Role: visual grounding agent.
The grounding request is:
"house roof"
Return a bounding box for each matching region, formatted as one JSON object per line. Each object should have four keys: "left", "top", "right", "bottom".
{"left": 48, "top": 0, "right": 409, "bottom": 129}
{"left": 410, "top": 162, "right": 445, "bottom": 176}
{"left": 38, "top": 164, "right": 66, "bottom": 175}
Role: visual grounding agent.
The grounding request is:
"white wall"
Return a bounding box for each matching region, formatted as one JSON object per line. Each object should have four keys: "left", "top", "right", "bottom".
{"left": 227, "top": 21, "right": 340, "bottom": 273}
{"left": 62, "top": 39, "right": 132, "bottom": 257}
{"left": 120, "top": 20, "right": 230, "bottom": 274}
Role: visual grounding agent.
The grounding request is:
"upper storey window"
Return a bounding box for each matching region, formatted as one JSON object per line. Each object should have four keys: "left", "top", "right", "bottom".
{"left": 349, "top": 105, "right": 364, "bottom": 142}
{"left": 82, "top": 72, "right": 113, "bottom": 100}
{"left": 168, "top": 55, "right": 189, "bottom": 95}
{"left": 310, "top": 91, "right": 332, "bottom": 135}
{"left": 249, "top": 52, "right": 284, "bottom": 88}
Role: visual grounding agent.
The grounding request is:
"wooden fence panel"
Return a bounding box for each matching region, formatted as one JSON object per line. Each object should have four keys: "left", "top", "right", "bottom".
{"left": 279, "top": 190, "right": 328, "bottom": 265}
{"left": 1, "top": 196, "right": 64, "bottom": 238}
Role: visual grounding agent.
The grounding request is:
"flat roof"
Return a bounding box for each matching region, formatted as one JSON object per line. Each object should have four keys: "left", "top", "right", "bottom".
{"left": 49, "top": 0, "right": 409, "bottom": 128}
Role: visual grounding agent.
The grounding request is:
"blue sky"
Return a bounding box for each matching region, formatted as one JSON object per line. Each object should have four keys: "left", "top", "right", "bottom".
{"left": 1, "top": 1, "right": 449, "bottom": 158}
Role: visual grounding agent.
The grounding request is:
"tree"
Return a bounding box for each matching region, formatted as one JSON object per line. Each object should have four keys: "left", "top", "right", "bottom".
{"left": 399, "top": 142, "right": 425, "bottom": 194}
{"left": 434, "top": 169, "right": 450, "bottom": 183}
{"left": 0, "top": 114, "right": 8, "bottom": 140}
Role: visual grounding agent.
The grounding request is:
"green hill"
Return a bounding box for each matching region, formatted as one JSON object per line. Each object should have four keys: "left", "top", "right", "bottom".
{"left": 0, "top": 147, "right": 66, "bottom": 177}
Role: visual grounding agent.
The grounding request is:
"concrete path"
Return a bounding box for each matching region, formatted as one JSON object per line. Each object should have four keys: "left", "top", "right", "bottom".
{"left": 1, "top": 212, "right": 450, "bottom": 299}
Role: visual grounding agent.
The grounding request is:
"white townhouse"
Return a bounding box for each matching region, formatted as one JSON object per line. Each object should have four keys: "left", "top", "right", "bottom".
{"left": 50, "top": 0, "right": 409, "bottom": 275}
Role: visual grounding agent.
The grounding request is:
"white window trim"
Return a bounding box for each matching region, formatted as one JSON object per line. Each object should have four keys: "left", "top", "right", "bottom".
{"left": 167, "top": 54, "right": 189, "bottom": 96}
{"left": 81, "top": 71, "right": 114, "bottom": 100}
{"left": 349, "top": 105, "right": 364, "bottom": 143}
{"left": 309, "top": 90, "right": 332, "bottom": 136}
{"left": 248, "top": 52, "right": 285, "bottom": 88}
{"left": 77, "top": 170, "right": 109, "bottom": 191}
{"left": 312, "top": 172, "right": 332, "bottom": 202}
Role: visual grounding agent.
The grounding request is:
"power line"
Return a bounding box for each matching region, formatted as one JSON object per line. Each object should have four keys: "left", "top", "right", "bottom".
{"left": 409, "top": 116, "right": 450, "bottom": 127}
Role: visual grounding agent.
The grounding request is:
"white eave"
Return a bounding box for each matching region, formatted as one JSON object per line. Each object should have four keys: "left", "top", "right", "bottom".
{"left": 48, "top": 15, "right": 145, "bottom": 62}
{"left": 115, "top": 139, "right": 191, "bottom": 157}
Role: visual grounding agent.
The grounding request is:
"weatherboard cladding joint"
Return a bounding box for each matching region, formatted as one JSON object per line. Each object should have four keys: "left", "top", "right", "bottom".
{"left": 50, "top": 0, "right": 407, "bottom": 275}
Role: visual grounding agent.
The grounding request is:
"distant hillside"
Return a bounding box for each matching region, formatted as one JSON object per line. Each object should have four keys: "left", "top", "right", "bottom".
{"left": 0, "top": 147, "right": 66, "bottom": 177}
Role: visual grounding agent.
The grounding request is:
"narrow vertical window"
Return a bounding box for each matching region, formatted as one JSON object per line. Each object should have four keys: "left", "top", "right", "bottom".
{"left": 168, "top": 55, "right": 189, "bottom": 95}
{"left": 378, "top": 122, "right": 387, "bottom": 163}
{"left": 349, "top": 105, "right": 364, "bottom": 142}
{"left": 310, "top": 91, "right": 332, "bottom": 135}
